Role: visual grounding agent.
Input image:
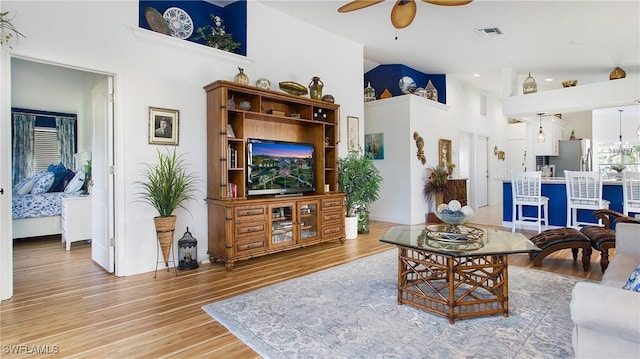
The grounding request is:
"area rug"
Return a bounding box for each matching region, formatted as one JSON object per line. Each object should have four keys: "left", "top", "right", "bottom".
{"left": 203, "top": 250, "right": 583, "bottom": 359}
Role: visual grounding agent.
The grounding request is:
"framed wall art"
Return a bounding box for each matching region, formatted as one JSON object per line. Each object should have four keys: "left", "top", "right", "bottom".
{"left": 347, "top": 116, "right": 359, "bottom": 152}
{"left": 438, "top": 138, "right": 451, "bottom": 167}
{"left": 149, "top": 107, "right": 179, "bottom": 145}
{"left": 365, "top": 133, "right": 384, "bottom": 159}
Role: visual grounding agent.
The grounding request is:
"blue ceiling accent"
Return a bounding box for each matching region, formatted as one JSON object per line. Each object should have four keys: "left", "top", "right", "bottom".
{"left": 364, "top": 64, "right": 446, "bottom": 104}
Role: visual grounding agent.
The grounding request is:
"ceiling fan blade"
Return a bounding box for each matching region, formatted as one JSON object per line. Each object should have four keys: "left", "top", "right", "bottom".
{"left": 422, "top": 0, "right": 473, "bottom": 6}
{"left": 390, "top": 0, "right": 417, "bottom": 29}
{"left": 338, "top": 0, "right": 385, "bottom": 13}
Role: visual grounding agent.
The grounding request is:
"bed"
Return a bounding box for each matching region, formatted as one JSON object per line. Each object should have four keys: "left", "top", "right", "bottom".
{"left": 12, "top": 151, "right": 90, "bottom": 239}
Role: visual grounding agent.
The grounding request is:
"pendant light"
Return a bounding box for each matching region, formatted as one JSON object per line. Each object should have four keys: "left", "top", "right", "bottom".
{"left": 537, "top": 113, "right": 545, "bottom": 143}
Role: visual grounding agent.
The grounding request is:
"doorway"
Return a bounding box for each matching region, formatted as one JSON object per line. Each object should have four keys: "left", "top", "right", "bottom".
{"left": 3, "top": 57, "right": 115, "bottom": 298}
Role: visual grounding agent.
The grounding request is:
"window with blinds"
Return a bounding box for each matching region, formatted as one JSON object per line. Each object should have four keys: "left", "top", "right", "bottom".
{"left": 33, "top": 127, "right": 59, "bottom": 172}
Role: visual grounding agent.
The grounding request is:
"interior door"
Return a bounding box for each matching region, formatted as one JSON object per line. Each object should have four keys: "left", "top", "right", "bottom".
{"left": 476, "top": 135, "right": 489, "bottom": 207}
{"left": 91, "top": 77, "right": 115, "bottom": 273}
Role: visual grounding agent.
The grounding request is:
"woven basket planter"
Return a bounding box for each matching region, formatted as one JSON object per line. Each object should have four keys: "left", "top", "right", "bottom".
{"left": 154, "top": 215, "right": 177, "bottom": 265}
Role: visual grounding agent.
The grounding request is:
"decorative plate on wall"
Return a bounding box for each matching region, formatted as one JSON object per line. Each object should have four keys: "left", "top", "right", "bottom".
{"left": 145, "top": 7, "right": 170, "bottom": 35}
{"left": 163, "top": 7, "right": 194, "bottom": 39}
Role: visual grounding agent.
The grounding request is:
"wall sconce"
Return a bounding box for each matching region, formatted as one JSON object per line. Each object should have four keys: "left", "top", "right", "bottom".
{"left": 494, "top": 146, "right": 505, "bottom": 160}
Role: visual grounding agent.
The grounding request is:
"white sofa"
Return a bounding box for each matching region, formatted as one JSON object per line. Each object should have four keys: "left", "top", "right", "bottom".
{"left": 570, "top": 222, "right": 640, "bottom": 358}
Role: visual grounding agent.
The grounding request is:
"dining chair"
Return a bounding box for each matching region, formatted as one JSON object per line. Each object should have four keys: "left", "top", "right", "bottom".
{"left": 511, "top": 171, "right": 548, "bottom": 233}
{"left": 622, "top": 171, "right": 640, "bottom": 217}
{"left": 564, "top": 170, "right": 610, "bottom": 228}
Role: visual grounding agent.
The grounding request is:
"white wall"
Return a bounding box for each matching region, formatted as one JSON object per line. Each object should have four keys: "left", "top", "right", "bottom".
{"left": 11, "top": 59, "right": 98, "bottom": 158}
{"left": 1, "top": 0, "right": 364, "bottom": 278}
{"left": 365, "top": 77, "right": 509, "bottom": 225}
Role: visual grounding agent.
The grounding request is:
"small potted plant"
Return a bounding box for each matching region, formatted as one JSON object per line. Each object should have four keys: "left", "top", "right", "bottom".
{"left": 423, "top": 165, "right": 454, "bottom": 220}
{"left": 194, "top": 14, "right": 241, "bottom": 53}
{"left": 338, "top": 149, "right": 383, "bottom": 238}
{"left": 135, "top": 149, "right": 200, "bottom": 268}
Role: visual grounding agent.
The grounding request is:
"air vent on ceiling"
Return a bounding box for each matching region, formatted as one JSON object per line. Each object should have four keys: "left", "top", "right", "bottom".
{"left": 475, "top": 27, "right": 503, "bottom": 38}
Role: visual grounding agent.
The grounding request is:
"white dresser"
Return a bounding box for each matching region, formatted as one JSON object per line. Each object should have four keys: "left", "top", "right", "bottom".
{"left": 61, "top": 195, "right": 92, "bottom": 250}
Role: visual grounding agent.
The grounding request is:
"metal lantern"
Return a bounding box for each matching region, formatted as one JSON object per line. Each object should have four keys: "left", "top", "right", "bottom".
{"left": 522, "top": 72, "right": 537, "bottom": 94}
{"left": 177, "top": 227, "right": 199, "bottom": 270}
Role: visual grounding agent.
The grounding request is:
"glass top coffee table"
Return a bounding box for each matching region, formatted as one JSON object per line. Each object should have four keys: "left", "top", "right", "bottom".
{"left": 380, "top": 225, "right": 540, "bottom": 324}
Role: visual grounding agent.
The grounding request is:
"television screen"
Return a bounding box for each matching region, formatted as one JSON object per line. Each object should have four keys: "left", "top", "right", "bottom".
{"left": 247, "top": 139, "right": 316, "bottom": 196}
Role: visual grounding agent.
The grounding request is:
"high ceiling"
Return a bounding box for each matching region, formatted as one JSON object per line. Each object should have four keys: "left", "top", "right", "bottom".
{"left": 260, "top": 0, "right": 640, "bottom": 97}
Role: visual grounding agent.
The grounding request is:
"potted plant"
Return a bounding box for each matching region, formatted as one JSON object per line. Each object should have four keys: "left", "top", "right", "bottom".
{"left": 337, "top": 149, "right": 383, "bottom": 238}
{"left": 135, "top": 149, "right": 199, "bottom": 267}
{"left": 423, "top": 165, "right": 454, "bottom": 221}
{"left": 194, "top": 14, "right": 241, "bottom": 53}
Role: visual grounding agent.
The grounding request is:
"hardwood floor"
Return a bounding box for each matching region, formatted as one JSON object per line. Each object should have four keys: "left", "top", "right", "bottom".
{"left": 1, "top": 217, "right": 609, "bottom": 358}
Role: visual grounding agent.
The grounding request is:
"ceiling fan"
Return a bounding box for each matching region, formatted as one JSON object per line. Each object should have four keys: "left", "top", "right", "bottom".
{"left": 338, "top": 0, "right": 473, "bottom": 29}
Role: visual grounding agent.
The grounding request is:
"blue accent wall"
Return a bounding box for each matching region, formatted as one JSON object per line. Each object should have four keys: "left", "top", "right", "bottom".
{"left": 139, "top": 0, "right": 247, "bottom": 56}
{"left": 364, "top": 64, "right": 446, "bottom": 104}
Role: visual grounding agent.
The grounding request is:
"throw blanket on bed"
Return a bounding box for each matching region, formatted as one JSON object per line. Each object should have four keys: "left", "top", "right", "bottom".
{"left": 12, "top": 192, "right": 67, "bottom": 219}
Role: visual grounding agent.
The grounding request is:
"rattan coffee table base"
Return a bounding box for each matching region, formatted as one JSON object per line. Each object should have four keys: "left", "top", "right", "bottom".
{"left": 397, "top": 247, "right": 509, "bottom": 324}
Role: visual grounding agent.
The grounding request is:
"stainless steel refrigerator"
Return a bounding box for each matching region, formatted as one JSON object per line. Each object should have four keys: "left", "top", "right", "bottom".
{"left": 549, "top": 139, "right": 592, "bottom": 175}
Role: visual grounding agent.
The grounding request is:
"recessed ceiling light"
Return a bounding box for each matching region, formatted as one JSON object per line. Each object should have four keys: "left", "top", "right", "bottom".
{"left": 544, "top": 78, "right": 554, "bottom": 82}
{"left": 473, "top": 74, "right": 481, "bottom": 77}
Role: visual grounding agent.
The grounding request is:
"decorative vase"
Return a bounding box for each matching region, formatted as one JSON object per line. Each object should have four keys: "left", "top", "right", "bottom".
{"left": 522, "top": 72, "right": 537, "bottom": 94}
{"left": 239, "top": 100, "right": 251, "bottom": 111}
{"left": 154, "top": 215, "right": 177, "bottom": 266}
{"left": 255, "top": 77, "right": 270, "bottom": 89}
{"left": 234, "top": 67, "right": 249, "bottom": 85}
{"left": 321, "top": 94, "right": 335, "bottom": 103}
{"left": 309, "top": 76, "right": 323, "bottom": 100}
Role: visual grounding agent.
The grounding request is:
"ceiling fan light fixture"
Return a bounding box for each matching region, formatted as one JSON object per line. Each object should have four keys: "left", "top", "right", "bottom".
{"left": 391, "top": 0, "right": 417, "bottom": 29}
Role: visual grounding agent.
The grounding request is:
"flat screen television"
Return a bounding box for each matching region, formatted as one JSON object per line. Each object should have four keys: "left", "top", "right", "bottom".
{"left": 247, "top": 139, "right": 316, "bottom": 196}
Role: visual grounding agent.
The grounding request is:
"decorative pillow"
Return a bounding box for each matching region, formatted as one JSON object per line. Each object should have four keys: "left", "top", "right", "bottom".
{"left": 31, "top": 172, "right": 55, "bottom": 194}
{"left": 622, "top": 265, "right": 640, "bottom": 292}
{"left": 64, "top": 171, "right": 85, "bottom": 193}
{"left": 54, "top": 169, "right": 76, "bottom": 192}
{"left": 16, "top": 178, "right": 37, "bottom": 195}
{"left": 47, "top": 162, "right": 68, "bottom": 192}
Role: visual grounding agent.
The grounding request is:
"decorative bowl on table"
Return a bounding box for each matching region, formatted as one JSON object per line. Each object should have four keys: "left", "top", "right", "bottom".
{"left": 434, "top": 200, "right": 475, "bottom": 233}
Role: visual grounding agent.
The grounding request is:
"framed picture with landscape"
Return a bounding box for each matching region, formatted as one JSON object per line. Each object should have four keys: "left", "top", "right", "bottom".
{"left": 365, "top": 133, "right": 384, "bottom": 159}
{"left": 149, "top": 107, "right": 179, "bottom": 145}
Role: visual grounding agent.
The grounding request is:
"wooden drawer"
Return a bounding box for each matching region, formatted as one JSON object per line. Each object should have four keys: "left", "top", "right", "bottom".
{"left": 321, "top": 209, "right": 342, "bottom": 224}
{"left": 235, "top": 237, "right": 266, "bottom": 256}
{"left": 321, "top": 224, "right": 343, "bottom": 238}
{"left": 322, "top": 197, "right": 343, "bottom": 210}
{"left": 234, "top": 220, "right": 266, "bottom": 239}
{"left": 234, "top": 205, "right": 267, "bottom": 222}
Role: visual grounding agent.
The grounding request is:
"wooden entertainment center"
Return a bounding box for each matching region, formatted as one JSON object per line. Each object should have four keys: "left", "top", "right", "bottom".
{"left": 204, "top": 80, "right": 345, "bottom": 269}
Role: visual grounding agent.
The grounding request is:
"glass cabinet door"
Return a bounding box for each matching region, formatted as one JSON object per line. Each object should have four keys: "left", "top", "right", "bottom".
{"left": 298, "top": 201, "right": 319, "bottom": 243}
{"left": 269, "top": 203, "right": 295, "bottom": 247}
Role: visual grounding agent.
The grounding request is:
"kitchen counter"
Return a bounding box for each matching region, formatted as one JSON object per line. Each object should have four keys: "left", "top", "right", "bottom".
{"left": 501, "top": 177, "right": 623, "bottom": 185}
{"left": 502, "top": 179, "right": 624, "bottom": 229}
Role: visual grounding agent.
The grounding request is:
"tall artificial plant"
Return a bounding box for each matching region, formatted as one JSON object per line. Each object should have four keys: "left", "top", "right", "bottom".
{"left": 136, "top": 149, "right": 199, "bottom": 218}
